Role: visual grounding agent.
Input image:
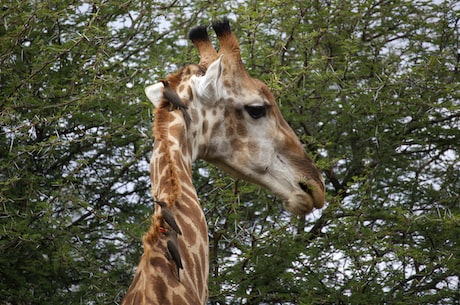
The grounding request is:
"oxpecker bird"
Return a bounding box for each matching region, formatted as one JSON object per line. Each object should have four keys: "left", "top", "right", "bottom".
{"left": 154, "top": 200, "right": 182, "bottom": 235}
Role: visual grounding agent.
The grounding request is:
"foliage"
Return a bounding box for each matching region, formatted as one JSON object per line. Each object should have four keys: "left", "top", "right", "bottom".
{"left": 1, "top": 0, "right": 459, "bottom": 304}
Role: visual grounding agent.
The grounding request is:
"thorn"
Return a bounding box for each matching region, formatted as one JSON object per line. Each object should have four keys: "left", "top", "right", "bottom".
{"left": 154, "top": 201, "right": 182, "bottom": 235}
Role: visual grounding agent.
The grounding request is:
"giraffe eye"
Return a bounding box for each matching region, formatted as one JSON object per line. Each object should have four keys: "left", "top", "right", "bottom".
{"left": 244, "top": 105, "right": 267, "bottom": 119}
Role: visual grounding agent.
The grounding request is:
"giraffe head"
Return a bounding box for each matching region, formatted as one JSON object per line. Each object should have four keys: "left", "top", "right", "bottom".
{"left": 146, "top": 18, "right": 325, "bottom": 216}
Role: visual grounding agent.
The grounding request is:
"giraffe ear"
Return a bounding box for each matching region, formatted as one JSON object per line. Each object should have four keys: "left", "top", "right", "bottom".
{"left": 145, "top": 82, "right": 165, "bottom": 108}
{"left": 192, "top": 55, "right": 224, "bottom": 102}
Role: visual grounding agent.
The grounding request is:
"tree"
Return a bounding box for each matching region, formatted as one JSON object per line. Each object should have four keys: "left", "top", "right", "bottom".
{"left": 1, "top": 1, "right": 459, "bottom": 304}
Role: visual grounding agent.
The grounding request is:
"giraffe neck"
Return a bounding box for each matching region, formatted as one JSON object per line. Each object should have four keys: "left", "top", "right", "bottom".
{"left": 122, "top": 109, "right": 209, "bottom": 304}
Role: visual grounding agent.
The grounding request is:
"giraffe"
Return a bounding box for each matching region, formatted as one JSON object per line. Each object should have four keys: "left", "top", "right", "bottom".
{"left": 122, "top": 18, "right": 325, "bottom": 305}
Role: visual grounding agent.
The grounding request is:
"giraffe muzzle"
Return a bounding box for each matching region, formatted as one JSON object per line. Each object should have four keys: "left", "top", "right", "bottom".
{"left": 283, "top": 178, "right": 325, "bottom": 216}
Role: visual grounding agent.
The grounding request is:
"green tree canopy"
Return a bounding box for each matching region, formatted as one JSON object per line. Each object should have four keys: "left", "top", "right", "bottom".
{"left": 1, "top": 1, "right": 459, "bottom": 304}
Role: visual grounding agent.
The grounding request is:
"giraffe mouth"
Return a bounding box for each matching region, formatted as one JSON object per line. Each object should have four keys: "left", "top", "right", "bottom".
{"left": 281, "top": 178, "right": 325, "bottom": 216}
{"left": 299, "top": 181, "right": 314, "bottom": 197}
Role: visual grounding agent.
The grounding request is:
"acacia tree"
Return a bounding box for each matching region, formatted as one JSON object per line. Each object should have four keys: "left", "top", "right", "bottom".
{"left": 1, "top": 1, "right": 459, "bottom": 304}
{"left": 205, "top": 1, "right": 460, "bottom": 303}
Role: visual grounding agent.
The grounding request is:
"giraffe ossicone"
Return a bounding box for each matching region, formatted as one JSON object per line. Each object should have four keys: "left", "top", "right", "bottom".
{"left": 122, "top": 17, "right": 325, "bottom": 305}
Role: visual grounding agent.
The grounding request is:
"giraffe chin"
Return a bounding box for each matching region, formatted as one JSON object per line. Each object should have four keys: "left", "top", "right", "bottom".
{"left": 283, "top": 192, "right": 318, "bottom": 216}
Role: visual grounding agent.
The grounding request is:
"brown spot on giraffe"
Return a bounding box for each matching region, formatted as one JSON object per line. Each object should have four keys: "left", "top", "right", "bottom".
{"left": 202, "top": 120, "right": 208, "bottom": 135}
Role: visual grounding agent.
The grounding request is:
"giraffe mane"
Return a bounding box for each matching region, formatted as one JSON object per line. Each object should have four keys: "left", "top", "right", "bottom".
{"left": 144, "top": 73, "right": 185, "bottom": 243}
{"left": 152, "top": 107, "right": 181, "bottom": 198}
{"left": 144, "top": 127, "right": 181, "bottom": 243}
